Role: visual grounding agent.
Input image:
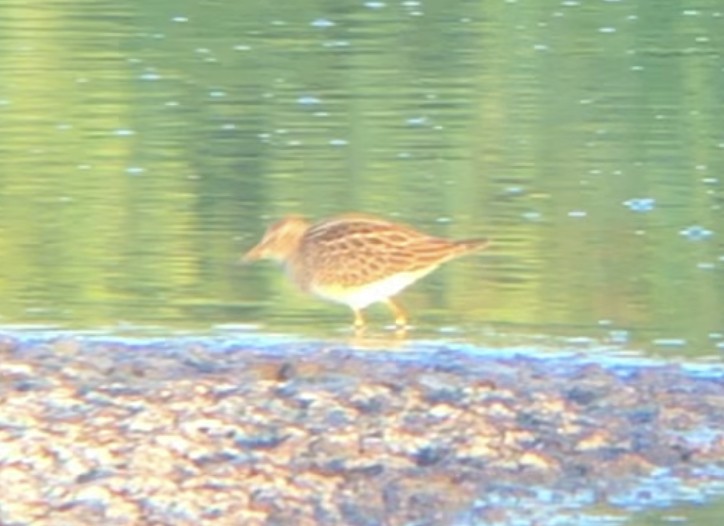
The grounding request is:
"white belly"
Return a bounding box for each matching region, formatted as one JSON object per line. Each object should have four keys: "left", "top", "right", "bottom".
{"left": 311, "top": 271, "right": 427, "bottom": 309}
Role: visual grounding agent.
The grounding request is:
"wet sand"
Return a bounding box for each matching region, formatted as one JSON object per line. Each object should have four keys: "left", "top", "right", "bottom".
{"left": 0, "top": 333, "right": 722, "bottom": 525}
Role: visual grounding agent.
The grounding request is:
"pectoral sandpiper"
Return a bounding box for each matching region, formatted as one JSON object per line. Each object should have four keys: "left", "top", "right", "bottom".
{"left": 243, "top": 214, "right": 489, "bottom": 328}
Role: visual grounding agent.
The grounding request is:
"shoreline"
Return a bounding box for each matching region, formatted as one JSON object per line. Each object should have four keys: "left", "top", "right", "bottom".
{"left": 1, "top": 333, "right": 722, "bottom": 525}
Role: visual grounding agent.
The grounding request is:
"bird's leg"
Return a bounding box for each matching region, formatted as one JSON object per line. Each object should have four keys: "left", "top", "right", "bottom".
{"left": 384, "top": 298, "right": 408, "bottom": 328}
{"left": 352, "top": 308, "right": 365, "bottom": 330}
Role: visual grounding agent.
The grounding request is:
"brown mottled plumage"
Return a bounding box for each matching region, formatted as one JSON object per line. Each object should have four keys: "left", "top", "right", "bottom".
{"left": 243, "top": 214, "right": 489, "bottom": 328}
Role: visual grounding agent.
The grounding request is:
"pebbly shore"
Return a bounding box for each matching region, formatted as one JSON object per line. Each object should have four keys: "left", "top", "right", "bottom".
{"left": 0, "top": 333, "right": 722, "bottom": 525}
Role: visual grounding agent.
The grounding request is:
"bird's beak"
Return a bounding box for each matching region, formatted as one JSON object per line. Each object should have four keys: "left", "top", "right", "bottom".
{"left": 240, "top": 244, "right": 263, "bottom": 264}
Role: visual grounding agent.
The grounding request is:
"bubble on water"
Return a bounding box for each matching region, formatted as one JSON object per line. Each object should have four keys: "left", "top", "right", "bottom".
{"left": 298, "top": 95, "right": 321, "bottom": 105}
{"left": 653, "top": 338, "right": 687, "bottom": 347}
{"left": 680, "top": 225, "right": 714, "bottom": 241}
{"left": 599, "top": 27, "right": 616, "bottom": 33}
{"left": 233, "top": 45, "right": 252, "bottom": 51}
{"left": 697, "top": 262, "right": 716, "bottom": 270}
{"left": 126, "top": 167, "right": 145, "bottom": 175}
{"left": 364, "top": 1, "right": 386, "bottom": 8}
{"left": 209, "top": 90, "right": 226, "bottom": 98}
{"left": 114, "top": 129, "right": 135, "bottom": 136}
{"left": 172, "top": 16, "right": 189, "bottom": 23}
{"left": 311, "top": 18, "right": 335, "bottom": 28}
{"left": 139, "top": 72, "right": 161, "bottom": 81}
{"left": 623, "top": 197, "right": 655, "bottom": 212}
{"left": 329, "top": 138, "right": 348, "bottom": 146}
{"left": 608, "top": 330, "right": 630, "bottom": 344}
{"left": 566, "top": 337, "right": 597, "bottom": 346}
{"left": 522, "top": 211, "right": 542, "bottom": 221}
{"left": 221, "top": 124, "right": 237, "bottom": 130}
{"left": 568, "top": 210, "right": 587, "bottom": 218}
{"left": 504, "top": 186, "right": 525, "bottom": 196}
{"left": 406, "top": 116, "right": 428, "bottom": 126}
{"left": 323, "top": 40, "right": 351, "bottom": 48}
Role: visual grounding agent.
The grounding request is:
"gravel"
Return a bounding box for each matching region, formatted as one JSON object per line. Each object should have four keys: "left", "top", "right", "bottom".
{"left": 0, "top": 334, "right": 722, "bottom": 525}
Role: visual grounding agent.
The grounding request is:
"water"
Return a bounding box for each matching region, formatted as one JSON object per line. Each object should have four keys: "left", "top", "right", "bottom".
{"left": 0, "top": 0, "right": 722, "bottom": 356}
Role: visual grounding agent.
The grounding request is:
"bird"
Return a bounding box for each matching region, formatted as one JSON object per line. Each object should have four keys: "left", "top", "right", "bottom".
{"left": 242, "top": 213, "right": 489, "bottom": 328}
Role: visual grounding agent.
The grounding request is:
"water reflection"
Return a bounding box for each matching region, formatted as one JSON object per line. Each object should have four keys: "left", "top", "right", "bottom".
{"left": 0, "top": 0, "right": 721, "bottom": 357}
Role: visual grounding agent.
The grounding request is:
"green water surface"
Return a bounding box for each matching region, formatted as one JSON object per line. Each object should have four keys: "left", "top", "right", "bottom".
{"left": 0, "top": 0, "right": 721, "bottom": 357}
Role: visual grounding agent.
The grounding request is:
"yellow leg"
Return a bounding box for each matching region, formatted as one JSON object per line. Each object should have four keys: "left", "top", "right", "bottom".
{"left": 353, "top": 308, "right": 365, "bottom": 329}
{"left": 384, "top": 298, "right": 408, "bottom": 328}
